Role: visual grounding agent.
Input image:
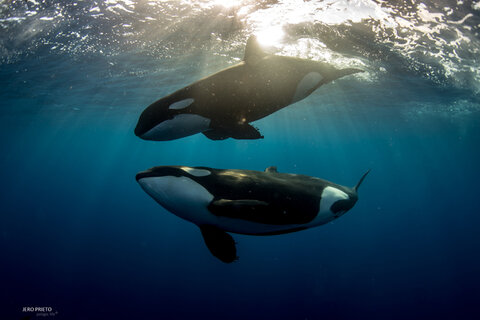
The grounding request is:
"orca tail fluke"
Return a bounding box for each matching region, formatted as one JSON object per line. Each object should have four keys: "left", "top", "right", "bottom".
{"left": 353, "top": 169, "right": 371, "bottom": 193}
{"left": 337, "top": 67, "right": 364, "bottom": 79}
{"left": 323, "top": 67, "right": 363, "bottom": 84}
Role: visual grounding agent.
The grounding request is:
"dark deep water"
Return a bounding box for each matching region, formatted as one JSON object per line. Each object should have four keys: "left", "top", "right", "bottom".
{"left": 1, "top": 1, "right": 480, "bottom": 319}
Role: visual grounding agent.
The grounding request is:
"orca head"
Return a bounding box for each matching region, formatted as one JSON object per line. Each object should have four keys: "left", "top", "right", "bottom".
{"left": 136, "top": 166, "right": 214, "bottom": 225}
{"left": 135, "top": 98, "right": 211, "bottom": 141}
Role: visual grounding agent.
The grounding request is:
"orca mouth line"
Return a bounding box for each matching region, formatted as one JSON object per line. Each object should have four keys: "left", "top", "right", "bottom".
{"left": 136, "top": 170, "right": 160, "bottom": 181}
{"left": 135, "top": 167, "right": 187, "bottom": 181}
{"left": 134, "top": 119, "right": 155, "bottom": 138}
{"left": 135, "top": 172, "right": 148, "bottom": 181}
{"left": 134, "top": 126, "right": 144, "bottom": 137}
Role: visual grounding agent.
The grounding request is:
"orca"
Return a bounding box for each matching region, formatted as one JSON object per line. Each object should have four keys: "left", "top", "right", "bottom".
{"left": 134, "top": 36, "right": 363, "bottom": 141}
{"left": 136, "top": 166, "right": 370, "bottom": 263}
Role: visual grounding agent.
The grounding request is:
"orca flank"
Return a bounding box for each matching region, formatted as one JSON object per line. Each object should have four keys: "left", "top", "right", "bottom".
{"left": 136, "top": 166, "right": 369, "bottom": 263}
{"left": 135, "top": 36, "right": 362, "bottom": 141}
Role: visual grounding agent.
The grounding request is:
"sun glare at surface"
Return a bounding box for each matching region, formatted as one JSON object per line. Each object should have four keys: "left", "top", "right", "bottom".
{"left": 255, "top": 26, "right": 285, "bottom": 48}
{"left": 1, "top": 0, "right": 476, "bottom": 90}
{"left": 214, "top": 0, "right": 242, "bottom": 9}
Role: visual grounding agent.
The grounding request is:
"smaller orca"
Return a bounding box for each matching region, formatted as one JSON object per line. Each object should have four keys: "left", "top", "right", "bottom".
{"left": 136, "top": 166, "right": 370, "bottom": 263}
{"left": 134, "top": 36, "right": 362, "bottom": 141}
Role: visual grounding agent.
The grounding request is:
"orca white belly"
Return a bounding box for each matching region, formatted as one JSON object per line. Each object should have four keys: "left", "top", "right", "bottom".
{"left": 141, "top": 114, "right": 211, "bottom": 140}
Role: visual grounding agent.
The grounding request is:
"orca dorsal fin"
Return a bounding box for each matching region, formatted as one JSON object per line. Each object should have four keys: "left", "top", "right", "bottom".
{"left": 353, "top": 169, "right": 371, "bottom": 192}
{"left": 243, "top": 35, "right": 268, "bottom": 66}
{"left": 265, "top": 166, "right": 278, "bottom": 173}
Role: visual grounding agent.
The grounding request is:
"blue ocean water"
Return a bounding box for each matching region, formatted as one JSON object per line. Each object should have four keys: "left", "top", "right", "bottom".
{"left": 1, "top": 1, "right": 480, "bottom": 319}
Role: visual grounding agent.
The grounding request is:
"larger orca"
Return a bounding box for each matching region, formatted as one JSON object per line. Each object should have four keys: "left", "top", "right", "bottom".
{"left": 134, "top": 36, "right": 362, "bottom": 141}
{"left": 136, "top": 165, "right": 369, "bottom": 263}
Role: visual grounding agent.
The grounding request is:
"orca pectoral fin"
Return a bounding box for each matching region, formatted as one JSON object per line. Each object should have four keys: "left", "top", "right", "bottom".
{"left": 202, "top": 130, "right": 230, "bottom": 140}
{"left": 265, "top": 166, "right": 278, "bottom": 173}
{"left": 209, "top": 199, "right": 269, "bottom": 219}
{"left": 230, "top": 123, "right": 264, "bottom": 140}
{"left": 199, "top": 225, "right": 237, "bottom": 263}
{"left": 203, "top": 123, "right": 264, "bottom": 140}
{"left": 211, "top": 199, "right": 269, "bottom": 209}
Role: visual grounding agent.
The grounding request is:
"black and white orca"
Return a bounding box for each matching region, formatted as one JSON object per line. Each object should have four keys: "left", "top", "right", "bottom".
{"left": 136, "top": 166, "right": 370, "bottom": 263}
{"left": 134, "top": 36, "right": 362, "bottom": 141}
